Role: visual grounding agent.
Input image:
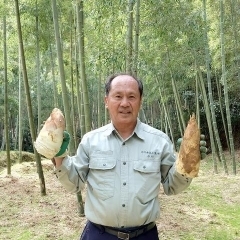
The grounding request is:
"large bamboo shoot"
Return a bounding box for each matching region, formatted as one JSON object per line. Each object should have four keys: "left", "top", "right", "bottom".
{"left": 34, "top": 108, "right": 65, "bottom": 159}
{"left": 176, "top": 114, "right": 200, "bottom": 177}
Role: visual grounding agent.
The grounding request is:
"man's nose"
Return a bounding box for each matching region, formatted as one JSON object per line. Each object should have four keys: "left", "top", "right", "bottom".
{"left": 120, "top": 97, "right": 130, "bottom": 106}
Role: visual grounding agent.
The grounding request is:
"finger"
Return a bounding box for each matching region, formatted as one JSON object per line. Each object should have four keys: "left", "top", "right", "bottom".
{"left": 200, "top": 134, "right": 205, "bottom": 140}
{"left": 177, "top": 138, "right": 183, "bottom": 146}
{"left": 63, "top": 131, "right": 70, "bottom": 140}
{"left": 201, "top": 152, "right": 207, "bottom": 160}
{"left": 200, "top": 146, "right": 207, "bottom": 153}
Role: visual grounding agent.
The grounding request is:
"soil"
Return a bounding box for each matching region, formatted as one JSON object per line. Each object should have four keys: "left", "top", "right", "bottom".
{"left": 0, "top": 151, "right": 240, "bottom": 240}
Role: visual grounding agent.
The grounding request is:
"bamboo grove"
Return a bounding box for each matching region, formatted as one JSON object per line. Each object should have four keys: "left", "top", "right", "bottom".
{"left": 1, "top": 0, "right": 240, "bottom": 188}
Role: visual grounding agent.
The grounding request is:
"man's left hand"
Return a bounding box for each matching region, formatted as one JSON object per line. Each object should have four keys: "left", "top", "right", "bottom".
{"left": 176, "top": 134, "right": 207, "bottom": 160}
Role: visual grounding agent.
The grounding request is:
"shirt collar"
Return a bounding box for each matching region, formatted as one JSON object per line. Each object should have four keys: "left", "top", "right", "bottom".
{"left": 134, "top": 119, "right": 145, "bottom": 140}
{"left": 104, "top": 122, "right": 116, "bottom": 136}
{"left": 105, "top": 119, "right": 144, "bottom": 140}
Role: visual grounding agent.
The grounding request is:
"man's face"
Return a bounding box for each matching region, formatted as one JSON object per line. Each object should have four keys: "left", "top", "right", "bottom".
{"left": 105, "top": 75, "right": 142, "bottom": 127}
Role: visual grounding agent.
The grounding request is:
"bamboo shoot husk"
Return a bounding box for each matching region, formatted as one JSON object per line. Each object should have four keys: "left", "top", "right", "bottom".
{"left": 176, "top": 114, "right": 200, "bottom": 177}
{"left": 34, "top": 108, "right": 65, "bottom": 159}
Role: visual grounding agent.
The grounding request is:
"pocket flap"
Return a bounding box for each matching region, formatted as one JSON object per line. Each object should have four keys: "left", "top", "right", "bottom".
{"left": 134, "top": 160, "right": 160, "bottom": 173}
{"left": 89, "top": 158, "right": 116, "bottom": 170}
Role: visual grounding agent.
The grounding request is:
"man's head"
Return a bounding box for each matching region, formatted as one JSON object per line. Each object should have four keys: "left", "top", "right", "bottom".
{"left": 105, "top": 73, "right": 143, "bottom": 97}
{"left": 104, "top": 73, "right": 143, "bottom": 129}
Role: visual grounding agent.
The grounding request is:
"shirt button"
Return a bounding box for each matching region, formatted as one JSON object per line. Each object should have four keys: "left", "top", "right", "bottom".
{"left": 103, "top": 163, "right": 106, "bottom": 166}
{"left": 123, "top": 182, "right": 126, "bottom": 186}
{"left": 123, "top": 142, "right": 125, "bottom": 145}
{"left": 123, "top": 162, "right": 126, "bottom": 165}
{"left": 122, "top": 204, "right": 125, "bottom": 207}
{"left": 143, "top": 166, "right": 146, "bottom": 169}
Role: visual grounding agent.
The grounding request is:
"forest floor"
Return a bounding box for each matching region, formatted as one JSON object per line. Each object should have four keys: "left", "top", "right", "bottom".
{"left": 0, "top": 151, "right": 240, "bottom": 240}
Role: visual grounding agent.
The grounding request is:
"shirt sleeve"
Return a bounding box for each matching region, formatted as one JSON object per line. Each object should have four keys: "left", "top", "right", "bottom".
{"left": 161, "top": 162, "right": 192, "bottom": 195}
{"left": 54, "top": 138, "right": 90, "bottom": 193}
{"left": 160, "top": 139, "right": 192, "bottom": 195}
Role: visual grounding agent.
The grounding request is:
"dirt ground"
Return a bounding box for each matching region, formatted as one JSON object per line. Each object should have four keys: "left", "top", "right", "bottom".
{"left": 0, "top": 151, "right": 240, "bottom": 240}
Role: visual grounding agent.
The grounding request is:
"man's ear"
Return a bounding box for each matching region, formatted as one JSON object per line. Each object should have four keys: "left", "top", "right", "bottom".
{"left": 104, "top": 96, "right": 108, "bottom": 108}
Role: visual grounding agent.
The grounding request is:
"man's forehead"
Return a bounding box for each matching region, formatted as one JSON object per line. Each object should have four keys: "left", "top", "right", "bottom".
{"left": 111, "top": 75, "right": 137, "bottom": 86}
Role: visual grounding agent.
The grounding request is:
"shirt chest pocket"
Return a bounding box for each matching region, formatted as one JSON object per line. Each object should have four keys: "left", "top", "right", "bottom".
{"left": 133, "top": 160, "right": 161, "bottom": 203}
{"left": 133, "top": 160, "right": 161, "bottom": 173}
{"left": 88, "top": 157, "right": 116, "bottom": 201}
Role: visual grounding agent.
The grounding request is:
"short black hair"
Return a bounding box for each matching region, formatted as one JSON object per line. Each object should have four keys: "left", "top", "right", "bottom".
{"left": 105, "top": 73, "right": 143, "bottom": 97}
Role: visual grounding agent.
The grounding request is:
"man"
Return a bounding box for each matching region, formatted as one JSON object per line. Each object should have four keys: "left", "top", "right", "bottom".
{"left": 49, "top": 73, "right": 203, "bottom": 239}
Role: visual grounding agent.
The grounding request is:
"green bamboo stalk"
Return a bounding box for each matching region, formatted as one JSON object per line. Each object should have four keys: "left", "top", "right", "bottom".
{"left": 202, "top": 0, "right": 228, "bottom": 174}
{"left": 219, "top": 0, "right": 236, "bottom": 174}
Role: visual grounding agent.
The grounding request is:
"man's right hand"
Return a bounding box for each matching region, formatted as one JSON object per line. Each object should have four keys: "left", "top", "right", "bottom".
{"left": 55, "top": 131, "right": 70, "bottom": 157}
{"left": 51, "top": 131, "right": 70, "bottom": 167}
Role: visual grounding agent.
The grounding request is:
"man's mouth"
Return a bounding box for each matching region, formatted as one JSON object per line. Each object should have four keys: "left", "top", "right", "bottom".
{"left": 119, "top": 111, "right": 131, "bottom": 114}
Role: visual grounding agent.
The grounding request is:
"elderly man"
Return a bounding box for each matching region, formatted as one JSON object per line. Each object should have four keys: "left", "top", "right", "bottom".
{"left": 37, "top": 73, "right": 205, "bottom": 240}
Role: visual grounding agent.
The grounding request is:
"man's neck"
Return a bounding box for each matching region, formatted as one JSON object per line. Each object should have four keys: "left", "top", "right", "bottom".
{"left": 113, "top": 121, "right": 137, "bottom": 140}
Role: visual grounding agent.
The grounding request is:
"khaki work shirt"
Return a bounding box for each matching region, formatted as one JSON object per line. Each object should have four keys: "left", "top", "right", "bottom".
{"left": 55, "top": 119, "right": 191, "bottom": 228}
